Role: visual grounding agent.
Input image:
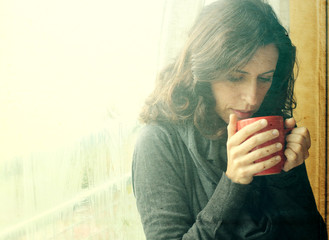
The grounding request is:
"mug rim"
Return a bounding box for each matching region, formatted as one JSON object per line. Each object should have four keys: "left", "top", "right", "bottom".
{"left": 237, "top": 115, "right": 284, "bottom": 129}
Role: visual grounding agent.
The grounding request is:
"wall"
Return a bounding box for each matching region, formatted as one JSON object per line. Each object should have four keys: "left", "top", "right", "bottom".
{"left": 290, "top": 0, "right": 328, "bottom": 226}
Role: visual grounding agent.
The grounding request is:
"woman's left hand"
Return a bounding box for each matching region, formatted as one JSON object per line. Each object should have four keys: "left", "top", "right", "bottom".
{"left": 283, "top": 118, "right": 311, "bottom": 172}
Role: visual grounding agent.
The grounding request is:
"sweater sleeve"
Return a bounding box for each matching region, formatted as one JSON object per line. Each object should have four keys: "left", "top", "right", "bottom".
{"left": 132, "top": 125, "right": 251, "bottom": 240}
{"left": 264, "top": 163, "right": 328, "bottom": 239}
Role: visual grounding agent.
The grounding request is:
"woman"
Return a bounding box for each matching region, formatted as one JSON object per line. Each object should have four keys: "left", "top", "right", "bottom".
{"left": 132, "top": 0, "right": 327, "bottom": 239}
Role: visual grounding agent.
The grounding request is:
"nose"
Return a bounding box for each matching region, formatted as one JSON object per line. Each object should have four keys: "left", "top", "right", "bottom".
{"left": 241, "top": 80, "right": 258, "bottom": 106}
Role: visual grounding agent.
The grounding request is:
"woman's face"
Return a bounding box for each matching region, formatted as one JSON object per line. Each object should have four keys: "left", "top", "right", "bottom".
{"left": 211, "top": 44, "right": 279, "bottom": 123}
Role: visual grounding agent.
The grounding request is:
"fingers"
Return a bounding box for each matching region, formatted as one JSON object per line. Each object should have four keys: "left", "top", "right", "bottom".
{"left": 285, "top": 118, "right": 311, "bottom": 148}
{"left": 246, "top": 155, "right": 282, "bottom": 176}
{"left": 228, "top": 117, "right": 268, "bottom": 148}
{"left": 247, "top": 142, "right": 282, "bottom": 163}
{"left": 239, "top": 128, "right": 279, "bottom": 154}
{"left": 284, "top": 118, "right": 296, "bottom": 129}
{"left": 287, "top": 127, "right": 311, "bottom": 149}
{"left": 227, "top": 139, "right": 283, "bottom": 184}
{"left": 227, "top": 114, "right": 237, "bottom": 139}
{"left": 229, "top": 129, "right": 280, "bottom": 159}
{"left": 283, "top": 146, "right": 304, "bottom": 172}
{"left": 231, "top": 156, "right": 281, "bottom": 184}
{"left": 231, "top": 142, "right": 282, "bottom": 169}
{"left": 285, "top": 142, "right": 306, "bottom": 161}
{"left": 283, "top": 126, "right": 311, "bottom": 172}
{"left": 226, "top": 116, "right": 282, "bottom": 184}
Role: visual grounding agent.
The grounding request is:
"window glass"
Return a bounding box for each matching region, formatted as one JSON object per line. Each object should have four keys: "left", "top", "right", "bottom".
{"left": 0, "top": 1, "right": 290, "bottom": 239}
{"left": 0, "top": 1, "right": 164, "bottom": 239}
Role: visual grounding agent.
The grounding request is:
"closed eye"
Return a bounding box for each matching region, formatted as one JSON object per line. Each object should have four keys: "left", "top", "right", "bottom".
{"left": 258, "top": 76, "right": 273, "bottom": 83}
{"left": 227, "top": 75, "right": 244, "bottom": 82}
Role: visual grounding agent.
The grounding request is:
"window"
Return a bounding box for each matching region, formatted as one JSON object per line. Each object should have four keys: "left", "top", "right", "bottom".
{"left": 0, "top": 1, "right": 289, "bottom": 239}
{"left": 0, "top": 1, "right": 164, "bottom": 239}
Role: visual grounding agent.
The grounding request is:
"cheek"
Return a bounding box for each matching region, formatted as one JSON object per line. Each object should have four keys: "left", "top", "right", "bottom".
{"left": 212, "top": 85, "right": 227, "bottom": 107}
{"left": 258, "top": 84, "right": 272, "bottom": 100}
{"left": 211, "top": 84, "right": 237, "bottom": 113}
{"left": 212, "top": 83, "right": 236, "bottom": 101}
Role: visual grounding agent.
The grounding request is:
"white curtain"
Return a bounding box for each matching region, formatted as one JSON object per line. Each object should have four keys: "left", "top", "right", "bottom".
{"left": 157, "top": 0, "right": 205, "bottom": 70}
{"left": 267, "top": 0, "right": 290, "bottom": 31}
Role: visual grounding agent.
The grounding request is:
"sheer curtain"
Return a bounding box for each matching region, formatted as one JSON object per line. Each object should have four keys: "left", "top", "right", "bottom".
{"left": 157, "top": 0, "right": 205, "bottom": 70}
{"left": 0, "top": 1, "right": 289, "bottom": 239}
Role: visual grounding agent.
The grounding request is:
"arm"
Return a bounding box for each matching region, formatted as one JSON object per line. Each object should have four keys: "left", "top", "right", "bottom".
{"left": 225, "top": 115, "right": 327, "bottom": 238}
{"left": 264, "top": 118, "right": 327, "bottom": 239}
{"left": 264, "top": 163, "right": 327, "bottom": 239}
{"left": 132, "top": 125, "right": 251, "bottom": 239}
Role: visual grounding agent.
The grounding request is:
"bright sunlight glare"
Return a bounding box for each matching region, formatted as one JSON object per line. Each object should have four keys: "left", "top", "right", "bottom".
{"left": 0, "top": 0, "right": 164, "bottom": 160}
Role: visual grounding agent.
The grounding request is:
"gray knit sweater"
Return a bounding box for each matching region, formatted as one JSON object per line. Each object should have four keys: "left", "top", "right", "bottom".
{"left": 132, "top": 121, "right": 327, "bottom": 240}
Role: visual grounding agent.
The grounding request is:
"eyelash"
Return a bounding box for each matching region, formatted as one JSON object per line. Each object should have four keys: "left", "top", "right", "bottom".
{"left": 258, "top": 77, "right": 273, "bottom": 82}
{"left": 227, "top": 76, "right": 243, "bottom": 82}
{"left": 227, "top": 76, "right": 273, "bottom": 83}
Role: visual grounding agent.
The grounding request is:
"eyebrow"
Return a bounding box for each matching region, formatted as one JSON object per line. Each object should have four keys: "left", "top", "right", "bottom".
{"left": 236, "top": 70, "right": 275, "bottom": 75}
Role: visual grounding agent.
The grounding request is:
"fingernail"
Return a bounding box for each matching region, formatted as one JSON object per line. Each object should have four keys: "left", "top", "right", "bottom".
{"left": 260, "top": 119, "right": 267, "bottom": 126}
{"left": 276, "top": 143, "right": 282, "bottom": 149}
{"left": 272, "top": 129, "right": 279, "bottom": 136}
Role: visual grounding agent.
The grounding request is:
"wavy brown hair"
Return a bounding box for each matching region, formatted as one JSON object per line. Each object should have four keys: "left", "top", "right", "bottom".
{"left": 140, "top": 0, "right": 297, "bottom": 139}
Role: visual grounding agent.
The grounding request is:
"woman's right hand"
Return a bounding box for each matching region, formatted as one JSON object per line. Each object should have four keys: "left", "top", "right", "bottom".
{"left": 225, "top": 114, "right": 282, "bottom": 184}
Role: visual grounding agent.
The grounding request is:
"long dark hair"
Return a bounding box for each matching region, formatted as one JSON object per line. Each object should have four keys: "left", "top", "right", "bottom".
{"left": 140, "top": 0, "right": 297, "bottom": 139}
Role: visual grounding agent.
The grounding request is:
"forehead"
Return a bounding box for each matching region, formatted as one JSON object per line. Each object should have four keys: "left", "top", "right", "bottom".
{"left": 240, "top": 44, "right": 279, "bottom": 73}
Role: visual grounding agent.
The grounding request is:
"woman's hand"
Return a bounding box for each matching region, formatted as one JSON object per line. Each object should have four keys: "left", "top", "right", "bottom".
{"left": 226, "top": 114, "right": 282, "bottom": 184}
{"left": 283, "top": 118, "right": 311, "bottom": 172}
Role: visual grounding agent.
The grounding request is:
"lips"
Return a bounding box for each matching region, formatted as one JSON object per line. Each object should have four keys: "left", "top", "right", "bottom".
{"left": 232, "top": 109, "right": 255, "bottom": 119}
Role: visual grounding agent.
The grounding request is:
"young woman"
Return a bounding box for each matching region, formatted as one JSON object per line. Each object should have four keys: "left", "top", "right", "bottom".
{"left": 132, "top": 0, "right": 327, "bottom": 239}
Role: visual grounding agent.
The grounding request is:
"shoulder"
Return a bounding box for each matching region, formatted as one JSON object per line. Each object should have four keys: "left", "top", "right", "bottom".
{"left": 132, "top": 122, "right": 187, "bottom": 185}
{"left": 135, "top": 122, "right": 182, "bottom": 149}
{"left": 133, "top": 122, "right": 188, "bottom": 169}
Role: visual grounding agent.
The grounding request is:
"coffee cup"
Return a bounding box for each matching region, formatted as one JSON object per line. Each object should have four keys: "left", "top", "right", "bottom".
{"left": 236, "top": 115, "right": 293, "bottom": 176}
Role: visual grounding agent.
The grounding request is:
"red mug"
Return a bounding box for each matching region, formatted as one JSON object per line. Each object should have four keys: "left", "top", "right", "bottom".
{"left": 236, "top": 116, "right": 293, "bottom": 176}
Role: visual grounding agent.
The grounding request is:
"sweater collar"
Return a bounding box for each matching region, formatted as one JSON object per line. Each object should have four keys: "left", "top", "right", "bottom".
{"left": 176, "top": 121, "right": 228, "bottom": 182}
